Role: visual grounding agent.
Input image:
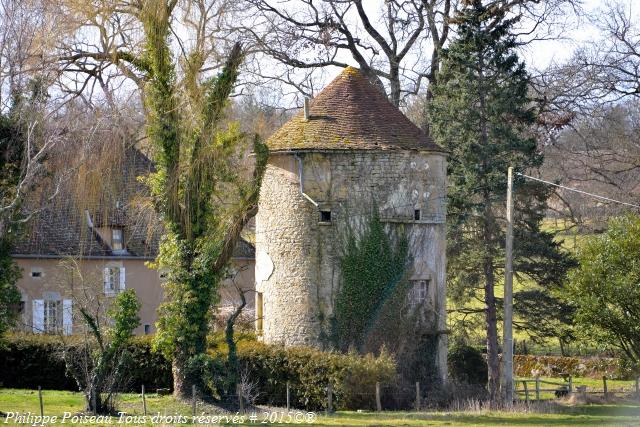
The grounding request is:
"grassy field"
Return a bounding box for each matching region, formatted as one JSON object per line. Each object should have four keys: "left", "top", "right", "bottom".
{"left": 1, "top": 388, "right": 640, "bottom": 426}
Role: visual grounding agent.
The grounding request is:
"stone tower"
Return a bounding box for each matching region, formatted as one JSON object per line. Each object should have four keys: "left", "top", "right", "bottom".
{"left": 255, "top": 67, "right": 448, "bottom": 380}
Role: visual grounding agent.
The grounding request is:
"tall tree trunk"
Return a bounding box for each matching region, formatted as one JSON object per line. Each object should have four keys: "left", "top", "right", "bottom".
{"left": 225, "top": 290, "right": 247, "bottom": 398}
{"left": 389, "top": 60, "right": 401, "bottom": 107}
{"left": 484, "top": 258, "right": 500, "bottom": 404}
{"left": 477, "top": 49, "right": 501, "bottom": 404}
{"left": 172, "top": 357, "right": 191, "bottom": 398}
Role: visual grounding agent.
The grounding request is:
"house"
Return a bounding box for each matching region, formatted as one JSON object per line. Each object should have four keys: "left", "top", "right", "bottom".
{"left": 12, "top": 146, "right": 255, "bottom": 336}
{"left": 254, "top": 66, "right": 448, "bottom": 381}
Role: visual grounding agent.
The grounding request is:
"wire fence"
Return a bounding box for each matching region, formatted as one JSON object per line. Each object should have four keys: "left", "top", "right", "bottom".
{"left": 514, "top": 376, "right": 640, "bottom": 402}
{"left": 19, "top": 375, "right": 640, "bottom": 420}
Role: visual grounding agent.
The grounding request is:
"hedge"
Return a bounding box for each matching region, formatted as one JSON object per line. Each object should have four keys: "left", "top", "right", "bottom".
{"left": 0, "top": 334, "right": 171, "bottom": 391}
{"left": 0, "top": 333, "right": 396, "bottom": 410}
{"left": 216, "top": 339, "right": 396, "bottom": 410}
{"left": 514, "top": 355, "right": 632, "bottom": 380}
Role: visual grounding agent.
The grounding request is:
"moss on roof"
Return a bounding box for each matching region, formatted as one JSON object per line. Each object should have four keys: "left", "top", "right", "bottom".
{"left": 267, "top": 66, "right": 443, "bottom": 152}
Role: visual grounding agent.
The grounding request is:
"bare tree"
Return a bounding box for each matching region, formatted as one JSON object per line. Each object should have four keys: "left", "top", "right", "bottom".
{"left": 240, "top": 0, "right": 580, "bottom": 111}
{"left": 56, "top": 259, "right": 141, "bottom": 414}
{"left": 532, "top": 1, "right": 640, "bottom": 226}
{"left": 241, "top": 0, "right": 430, "bottom": 107}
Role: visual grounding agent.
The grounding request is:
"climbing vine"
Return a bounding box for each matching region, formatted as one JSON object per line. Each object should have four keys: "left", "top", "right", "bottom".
{"left": 331, "top": 211, "right": 411, "bottom": 353}
{"left": 330, "top": 211, "right": 443, "bottom": 399}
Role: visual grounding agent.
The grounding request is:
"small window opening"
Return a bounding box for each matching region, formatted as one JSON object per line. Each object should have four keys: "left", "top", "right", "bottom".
{"left": 414, "top": 209, "right": 421, "bottom": 221}
{"left": 320, "top": 210, "right": 332, "bottom": 223}
{"left": 409, "top": 280, "right": 429, "bottom": 307}
{"left": 144, "top": 324, "right": 151, "bottom": 335}
{"left": 31, "top": 270, "right": 42, "bottom": 278}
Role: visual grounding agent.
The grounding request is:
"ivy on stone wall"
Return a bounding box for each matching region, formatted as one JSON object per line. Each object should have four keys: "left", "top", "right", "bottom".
{"left": 330, "top": 212, "right": 410, "bottom": 352}
{"left": 329, "top": 211, "right": 444, "bottom": 395}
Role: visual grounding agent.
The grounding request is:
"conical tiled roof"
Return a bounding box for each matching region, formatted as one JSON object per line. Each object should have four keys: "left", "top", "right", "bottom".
{"left": 267, "top": 66, "right": 443, "bottom": 152}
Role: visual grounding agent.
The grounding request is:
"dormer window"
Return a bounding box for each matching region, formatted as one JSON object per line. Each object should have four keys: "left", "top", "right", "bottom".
{"left": 112, "top": 229, "right": 123, "bottom": 251}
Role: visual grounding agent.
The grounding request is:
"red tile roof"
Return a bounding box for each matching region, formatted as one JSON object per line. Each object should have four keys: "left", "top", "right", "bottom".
{"left": 266, "top": 66, "right": 443, "bottom": 152}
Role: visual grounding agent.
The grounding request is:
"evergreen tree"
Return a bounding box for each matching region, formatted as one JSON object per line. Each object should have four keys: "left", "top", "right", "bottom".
{"left": 0, "top": 111, "right": 22, "bottom": 339}
{"left": 428, "top": 0, "right": 574, "bottom": 401}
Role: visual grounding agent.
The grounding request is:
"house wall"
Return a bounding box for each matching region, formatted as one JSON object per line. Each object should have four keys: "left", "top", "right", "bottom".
{"left": 14, "top": 257, "right": 163, "bottom": 335}
{"left": 255, "top": 150, "right": 447, "bottom": 380}
{"left": 14, "top": 256, "right": 255, "bottom": 336}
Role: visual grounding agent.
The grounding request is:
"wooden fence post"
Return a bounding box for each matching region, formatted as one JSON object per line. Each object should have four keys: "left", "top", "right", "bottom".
{"left": 415, "top": 382, "right": 420, "bottom": 411}
{"left": 375, "top": 382, "right": 382, "bottom": 412}
{"left": 535, "top": 377, "right": 540, "bottom": 401}
{"left": 38, "top": 386, "right": 44, "bottom": 417}
{"left": 603, "top": 376, "right": 608, "bottom": 401}
{"left": 523, "top": 381, "right": 529, "bottom": 404}
{"left": 635, "top": 377, "right": 639, "bottom": 399}
{"left": 326, "top": 383, "right": 333, "bottom": 415}
{"left": 142, "top": 385, "right": 147, "bottom": 416}
{"left": 286, "top": 381, "right": 291, "bottom": 411}
{"left": 192, "top": 385, "right": 196, "bottom": 416}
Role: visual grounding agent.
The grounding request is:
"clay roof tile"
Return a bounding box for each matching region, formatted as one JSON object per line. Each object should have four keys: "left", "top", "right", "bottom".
{"left": 266, "top": 66, "right": 443, "bottom": 152}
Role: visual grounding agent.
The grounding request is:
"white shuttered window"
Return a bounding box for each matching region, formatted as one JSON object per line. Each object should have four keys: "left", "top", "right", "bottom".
{"left": 62, "top": 299, "right": 73, "bottom": 335}
{"left": 104, "top": 266, "right": 125, "bottom": 295}
{"left": 32, "top": 300, "right": 44, "bottom": 333}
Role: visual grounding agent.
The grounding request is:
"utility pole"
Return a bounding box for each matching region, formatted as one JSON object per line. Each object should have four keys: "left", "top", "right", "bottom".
{"left": 502, "top": 166, "right": 514, "bottom": 405}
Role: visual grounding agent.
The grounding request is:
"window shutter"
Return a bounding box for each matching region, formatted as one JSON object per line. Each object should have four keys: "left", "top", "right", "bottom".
{"left": 104, "top": 267, "right": 111, "bottom": 294}
{"left": 119, "top": 267, "right": 126, "bottom": 290}
{"left": 32, "top": 300, "right": 44, "bottom": 333}
{"left": 62, "top": 300, "right": 73, "bottom": 335}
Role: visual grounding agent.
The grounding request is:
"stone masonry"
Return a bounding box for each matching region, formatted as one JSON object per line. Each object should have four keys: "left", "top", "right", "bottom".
{"left": 255, "top": 66, "right": 448, "bottom": 382}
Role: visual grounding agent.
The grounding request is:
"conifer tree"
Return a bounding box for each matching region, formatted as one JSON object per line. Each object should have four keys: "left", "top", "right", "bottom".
{"left": 428, "top": 0, "right": 574, "bottom": 401}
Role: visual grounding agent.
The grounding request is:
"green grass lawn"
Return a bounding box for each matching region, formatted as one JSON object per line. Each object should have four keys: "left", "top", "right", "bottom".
{"left": 1, "top": 388, "right": 640, "bottom": 426}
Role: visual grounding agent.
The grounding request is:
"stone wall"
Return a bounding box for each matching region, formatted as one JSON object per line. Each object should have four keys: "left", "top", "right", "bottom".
{"left": 255, "top": 150, "right": 447, "bottom": 377}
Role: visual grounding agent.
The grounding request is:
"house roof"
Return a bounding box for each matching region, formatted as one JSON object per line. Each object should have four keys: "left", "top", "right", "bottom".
{"left": 266, "top": 66, "right": 444, "bottom": 152}
{"left": 13, "top": 146, "right": 255, "bottom": 260}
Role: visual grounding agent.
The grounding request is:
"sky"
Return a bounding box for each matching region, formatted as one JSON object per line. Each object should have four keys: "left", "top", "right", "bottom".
{"left": 521, "top": 0, "right": 608, "bottom": 69}
{"left": 298, "top": 0, "right": 636, "bottom": 98}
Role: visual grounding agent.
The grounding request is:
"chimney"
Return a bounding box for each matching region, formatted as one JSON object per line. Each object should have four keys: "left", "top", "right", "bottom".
{"left": 303, "top": 97, "right": 310, "bottom": 121}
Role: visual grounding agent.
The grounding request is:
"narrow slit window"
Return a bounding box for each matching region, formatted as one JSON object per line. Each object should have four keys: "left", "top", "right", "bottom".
{"left": 414, "top": 209, "right": 421, "bottom": 221}
{"left": 144, "top": 324, "right": 151, "bottom": 335}
{"left": 320, "top": 210, "right": 332, "bottom": 223}
{"left": 256, "top": 292, "right": 264, "bottom": 335}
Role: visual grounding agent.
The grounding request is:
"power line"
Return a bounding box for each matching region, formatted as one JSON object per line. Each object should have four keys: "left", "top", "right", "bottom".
{"left": 517, "top": 172, "right": 640, "bottom": 209}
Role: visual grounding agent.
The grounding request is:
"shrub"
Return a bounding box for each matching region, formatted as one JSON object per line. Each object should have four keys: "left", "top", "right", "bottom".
{"left": 0, "top": 333, "right": 171, "bottom": 391}
{"left": 210, "top": 339, "right": 396, "bottom": 410}
{"left": 0, "top": 333, "right": 77, "bottom": 390}
{"left": 448, "top": 344, "right": 487, "bottom": 386}
{"left": 513, "top": 355, "right": 631, "bottom": 380}
{"left": 0, "top": 333, "right": 396, "bottom": 410}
